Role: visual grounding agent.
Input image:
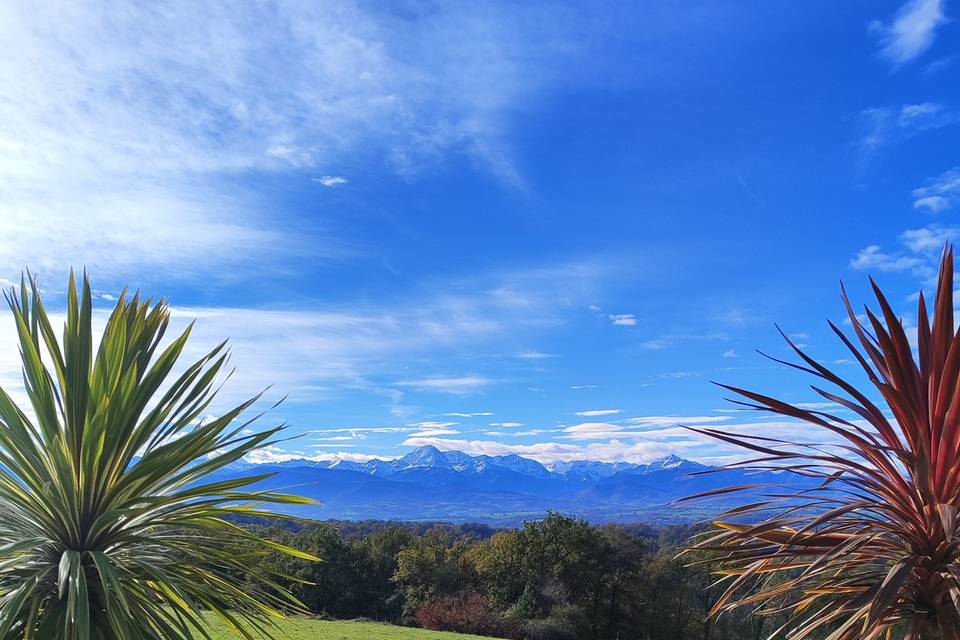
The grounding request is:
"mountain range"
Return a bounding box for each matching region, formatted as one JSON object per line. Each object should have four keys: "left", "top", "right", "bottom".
{"left": 215, "top": 446, "right": 804, "bottom": 526}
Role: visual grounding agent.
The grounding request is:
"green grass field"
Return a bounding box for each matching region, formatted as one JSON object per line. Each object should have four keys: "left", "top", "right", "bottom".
{"left": 202, "top": 615, "right": 497, "bottom": 640}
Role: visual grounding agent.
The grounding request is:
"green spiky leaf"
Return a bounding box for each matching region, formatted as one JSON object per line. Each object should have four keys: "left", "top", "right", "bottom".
{"left": 0, "top": 273, "right": 316, "bottom": 640}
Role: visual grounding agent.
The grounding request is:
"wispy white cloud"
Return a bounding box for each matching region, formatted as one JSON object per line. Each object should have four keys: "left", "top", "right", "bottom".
{"left": 575, "top": 409, "right": 621, "bottom": 417}
{"left": 870, "top": 0, "right": 946, "bottom": 66}
{"left": 273, "top": 415, "right": 851, "bottom": 465}
{"left": 397, "top": 376, "right": 493, "bottom": 395}
{"left": 0, "top": 1, "right": 612, "bottom": 281}
{"left": 561, "top": 415, "right": 731, "bottom": 441}
{"left": 638, "top": 330, "right": 732, "bottom": 351}
{"left": 915, "top": 196, "right": 952, "bottom": 213}
{"left": 622, "top": 415, "right": 731, "bottom": 427}
{"left": 313, "top": 176, "right": 348, "bottom": 187}
{"left": 852, "top": 225, "right": 960, "bottom": 286}
{"left": 163, "top": 305, "right": 506, "bottom": 406}
{"left": 570, "top": 384, "right": 598, "bottom": 390}
{"left": 639, "top": 338, "right": 668, "bottom": 350}
{"left": 832, "top": 358, "right": 857, "bottom": 366}
{"left": 515, "top": 350, "right": 557, "bottom": 359}
{"left": 898, "top": 103, "right": 954, "bottom": 129}
{"left": 736, "top": 172, "right": 764, "bottom": 206}
{"left": 858, "top": 103, "right": 956, "bottom": 161}
{"left": 408, "top": 428, "right": 460, "bottom": 438}
{"left": 609, "top": 313, "right": 637, "bottom": 326}
{"left": 444, "top": 411, "right": 494, "bottom": 417}
{"left": 400, "top": 436, "right": 673, "bottom": 464}
{"left": 924, "top": 54, "right": 958, "bottom": 76}
{"left": 850, "top": 245, "right": 924, "bottom": 273}
{"left": 308, "top": 427, "right": 416, "bottom": 435}
{"left": 409, "top": 421, "right": 459, "bottom": 429}
{"left": 400, "top": 418, "right": 836, "bottom": 464}
{"left": 913, "top": 168, "right": 960, "bottom": 213}
{"left": 561, "top": 422, "right": 631, "bottom": 440}
{"left": 859, "top": 108, "right": 896, "bottom": 159}
{"left": 658, "top": 371, "right": 699, "bottom": 379}
{"left": 0, "top": 256, "right": 623, "bottom": 421}
{"left": 793, "top": 402, "right": 843, "bottom": 411}
{"left": 901, "top": 224, "right": 960, "bottom": 252}
{"left": 245, "top": 445, "right": 386, "bottom": 464}
{"left": 721, "top": 349, "right": 737, "bottom": 358}
{"left": 0, "top": 186, "right": 324, "bottom": 285}
{"left": 484, "top": 429, "right": 553, "bottom": 437}
{"left": 489, "top": 422, "right": 524, "bottom": 427}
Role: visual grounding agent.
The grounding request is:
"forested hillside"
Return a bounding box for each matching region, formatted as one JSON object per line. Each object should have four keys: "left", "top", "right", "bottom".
{"left": 241, "top": 515, "right": 777, "bottom": 640}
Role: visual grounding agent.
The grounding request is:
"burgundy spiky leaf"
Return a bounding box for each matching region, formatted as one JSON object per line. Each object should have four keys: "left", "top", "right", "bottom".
{"left": 687, "top": 247, "right": 960, "bottom": 640}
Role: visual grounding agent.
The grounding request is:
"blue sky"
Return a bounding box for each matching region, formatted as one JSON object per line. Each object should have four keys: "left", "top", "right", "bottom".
{"left": 0, "top": 0, "right": 958, "bottom": 465}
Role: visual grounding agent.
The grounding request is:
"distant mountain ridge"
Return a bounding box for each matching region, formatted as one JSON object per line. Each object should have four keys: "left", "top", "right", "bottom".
{"left": 215, "top": 445, "right": 806, "bottom": 525}
{"left": 240, "top": 446, "right": 705, "bottom": 478}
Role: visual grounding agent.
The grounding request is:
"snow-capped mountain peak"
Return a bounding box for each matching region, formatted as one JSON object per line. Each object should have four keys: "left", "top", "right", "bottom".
{"left": 241, "top": 447, "right": 704, "bottom": 484}
{"left": 397, "top": 445, "right": 450, "bottom": 468}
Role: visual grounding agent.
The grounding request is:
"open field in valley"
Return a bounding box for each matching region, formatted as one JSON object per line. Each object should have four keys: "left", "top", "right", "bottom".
{"left": 203, "top": 615, "right": 499, "bottom": 640}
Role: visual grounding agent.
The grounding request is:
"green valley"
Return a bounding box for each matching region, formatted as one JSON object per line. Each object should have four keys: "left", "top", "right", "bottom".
{"left": 203, "top": 616, "right": 499, "bottom": 640}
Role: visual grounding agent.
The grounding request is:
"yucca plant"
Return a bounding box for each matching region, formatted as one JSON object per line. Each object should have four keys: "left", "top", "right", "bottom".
{"left": 685, "top": 248, "right": 960, "bottom": 640}
{"left": 0, "top": 273, "right": 317, "bottom": 640}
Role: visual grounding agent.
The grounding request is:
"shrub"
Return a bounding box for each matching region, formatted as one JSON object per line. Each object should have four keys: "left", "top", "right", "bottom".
{"left": 415, "top": 591, "right": 506, "bottom": 636}
{"left": 517, "top": 603, "right": 588, "bottom": 640}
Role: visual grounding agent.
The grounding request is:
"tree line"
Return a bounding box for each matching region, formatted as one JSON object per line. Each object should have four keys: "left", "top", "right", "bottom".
{"left": 240, "top": 513, "right": 787, "bottom": 640}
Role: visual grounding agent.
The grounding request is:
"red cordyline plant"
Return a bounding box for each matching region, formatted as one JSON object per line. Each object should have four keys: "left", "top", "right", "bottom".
{"left": 685, "top": 247, "right": 960, "bottom": 640}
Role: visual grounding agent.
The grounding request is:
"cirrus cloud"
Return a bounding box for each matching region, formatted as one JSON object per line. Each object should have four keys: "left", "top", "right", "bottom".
{"left": 0, "top": 0, "right": 609, "bottom": 282}
{"left": 871, "top": 0, "right": 946, "bottom": 66}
